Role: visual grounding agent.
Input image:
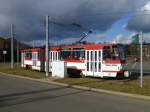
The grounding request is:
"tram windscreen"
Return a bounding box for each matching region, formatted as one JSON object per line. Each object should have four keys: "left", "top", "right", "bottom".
{"left": 103, "top": 45, "right": 125, "bottom": 61}
{"left": 112, "top": 45, "right": 125, "bottom": 61}
{"left": 118, "top": 46, "right": 125, "bottom": 61}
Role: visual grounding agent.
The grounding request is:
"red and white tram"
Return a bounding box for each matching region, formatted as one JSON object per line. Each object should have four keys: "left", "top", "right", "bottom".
{"left": 21, "top": 48, "right": 45, "bottom": 71}
{"left": 21, "top": 43, "right": 129, "bottom": 78}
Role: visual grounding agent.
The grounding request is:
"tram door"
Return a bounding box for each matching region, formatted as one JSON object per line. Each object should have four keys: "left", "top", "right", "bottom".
{"left": 49, "top": 51, "right": 60, "bottom": 71}
{"left": 32, "top": 52, "right": 38, "bottom": 67}
{"left": 50, "top": 51, "right": 60, "bottom": 61}
{"left": 85, "top": 50, "right": 101, "bottom": 76}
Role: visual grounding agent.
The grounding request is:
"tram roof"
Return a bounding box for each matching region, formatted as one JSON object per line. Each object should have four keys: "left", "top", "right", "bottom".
{"left": 21, "top": 47, "right": 41, "bottom": 52}
{"left": 50, "top": 43, "right": 114, "bottom": 50}
{"left": 21, "top": 43, "right": 115, "bottom": 52}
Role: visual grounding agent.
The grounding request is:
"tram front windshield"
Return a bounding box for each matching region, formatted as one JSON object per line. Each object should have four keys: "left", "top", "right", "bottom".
{"left": 103, "top": 45, "right": 125, "bottom": 61}
{"left": 112, "top": 45, "right": 125, "bottom": 61}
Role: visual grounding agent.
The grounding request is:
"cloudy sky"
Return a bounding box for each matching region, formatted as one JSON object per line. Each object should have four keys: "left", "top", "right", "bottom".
{"left": 0, "top": 0, "right": 150, "bottom": 45}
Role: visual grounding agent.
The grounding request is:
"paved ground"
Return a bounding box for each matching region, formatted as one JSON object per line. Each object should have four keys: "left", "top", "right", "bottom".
{"left": 0, "top": 74, "right": 150, "bottom": 112}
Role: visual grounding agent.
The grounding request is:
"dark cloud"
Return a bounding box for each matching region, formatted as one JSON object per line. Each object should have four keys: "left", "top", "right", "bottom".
{"left": 127, "top": 14, "right": 150, "bottom": 32}
{"left": 0, "top": 0, "right": 149, "bottom": 43}
{"left": 127, "top": 1, "right": 150, "bottom": 32}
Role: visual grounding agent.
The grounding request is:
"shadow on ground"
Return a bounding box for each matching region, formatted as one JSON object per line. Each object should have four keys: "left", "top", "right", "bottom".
{"left": 0, "top": 86, "right": 86, "bottom": 108}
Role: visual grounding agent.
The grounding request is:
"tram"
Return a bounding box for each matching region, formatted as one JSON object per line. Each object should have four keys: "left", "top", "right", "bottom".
{"left": 21, "top": 48, "right": 45, "bottom": 71}
{"left": 21, "top": 43, "right": 129, "bottom": 78}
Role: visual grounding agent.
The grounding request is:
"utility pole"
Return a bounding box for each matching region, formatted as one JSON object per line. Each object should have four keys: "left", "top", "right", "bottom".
{"left": 17, "top": 40, "right": 19, "bottom": 67}
{"left": 33, "top": 40, "right": 35, "bottom": 48}
{"left": 11, "top": 24, "right": 14, "bottom": 69}
{"left": 45, "top": 16, "right": 49, "bottom": 77}
{"left": 140, "top": 32, "right": 143, "bottom": 88}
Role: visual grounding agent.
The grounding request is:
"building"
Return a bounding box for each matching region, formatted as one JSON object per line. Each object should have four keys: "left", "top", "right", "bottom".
{"left": 0, "top": 37, "right": 9, "bottom": 62}
{"left": 125, "top": 44, "right": 150, "bottom": 61}
{"left": 0, "top": 37, "right": 30, "bottom": 62}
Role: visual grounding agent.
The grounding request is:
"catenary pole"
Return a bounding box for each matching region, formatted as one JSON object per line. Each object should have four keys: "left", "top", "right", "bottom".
{"left": 11, "top": 24, "right": 14, "bottom": 69}
{"left": 17, "top": 40, "right": 19, "bottom": 67}
{"left": 140, "top": 32, "right": 143, "bottom": 88}
{"left": 45, "top": 16, "right": 49, "bottom": 76}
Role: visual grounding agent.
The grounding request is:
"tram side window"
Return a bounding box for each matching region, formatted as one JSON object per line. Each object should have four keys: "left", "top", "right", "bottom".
{"left": 73, "top": 51, "right": 85, "bottom": 60}
{"left": 25, "top": 52, "right": 32, "bottom": 59}
{"left": 99, "top": 51, "right": 101, "bottom": 61}
{"left": 95, "top": 51, "right": 97, "bottom": 60}
{"left": 80, "top": 51, "right": 85, "bottom": 59}
{"left": 87, "top": 51, "right": 89, "bottom": 60}
{"left": 60, "top": 51, "right": 71, "bottom": 60}
{"left": 60, "top": 50, "right": 85, "bottom": 60}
